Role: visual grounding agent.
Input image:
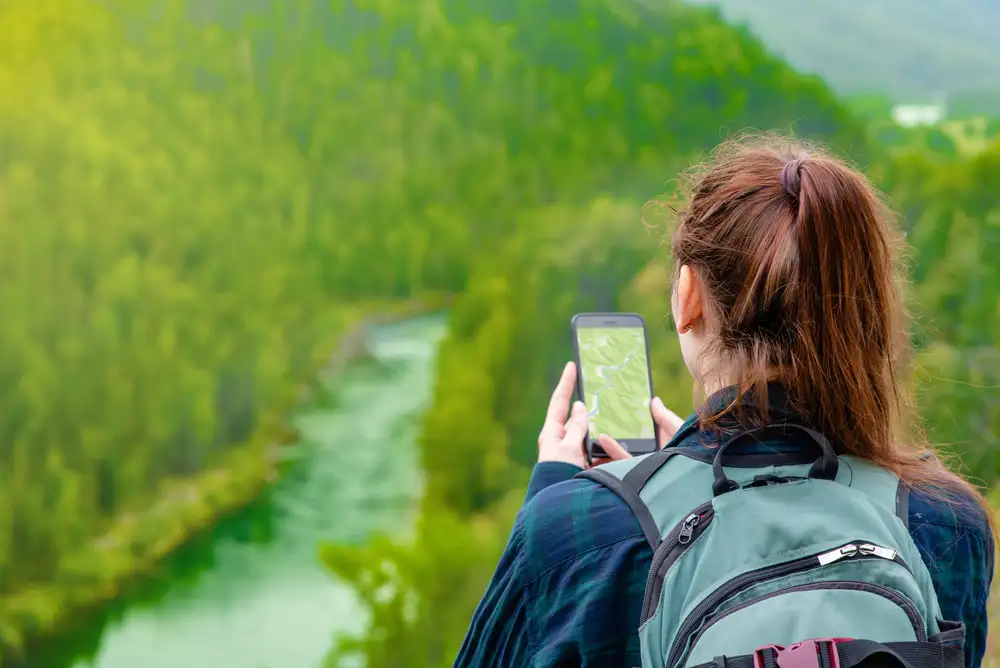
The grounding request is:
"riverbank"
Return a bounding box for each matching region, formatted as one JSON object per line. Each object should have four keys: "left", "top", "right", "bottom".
{"left": 0, "top": 296, "right": 450, "bottom": 667}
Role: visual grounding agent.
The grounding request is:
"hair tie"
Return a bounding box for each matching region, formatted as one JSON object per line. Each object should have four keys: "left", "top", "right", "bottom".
{"left": 780, "top": 158, "right": 806, "bottom": 199}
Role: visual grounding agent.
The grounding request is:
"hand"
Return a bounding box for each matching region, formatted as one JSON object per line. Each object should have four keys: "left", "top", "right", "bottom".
{"left": 537, "top": 362, "right": 591, "bottom": 469}
{"left": 596, "top": 397, "right": 685, "bottom": 462}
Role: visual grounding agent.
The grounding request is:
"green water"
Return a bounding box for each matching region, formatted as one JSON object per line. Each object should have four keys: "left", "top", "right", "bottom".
{"left": 38, "top": 315, "right": 447, "bottom": 668}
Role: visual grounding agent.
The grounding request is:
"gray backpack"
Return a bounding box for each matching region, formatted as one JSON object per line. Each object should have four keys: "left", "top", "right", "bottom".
{"left": 577, "top": 424, "right": 966, "bottom": 668}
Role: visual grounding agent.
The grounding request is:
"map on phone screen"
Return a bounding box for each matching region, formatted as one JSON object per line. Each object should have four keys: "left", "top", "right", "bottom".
{"left": 577, "top": 327, "right": 655, "bottom": 440}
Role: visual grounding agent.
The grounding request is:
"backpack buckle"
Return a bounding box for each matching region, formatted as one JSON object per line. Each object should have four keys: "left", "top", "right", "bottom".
{"left": 752, "top": 638, "right": 849, "bottom": 668}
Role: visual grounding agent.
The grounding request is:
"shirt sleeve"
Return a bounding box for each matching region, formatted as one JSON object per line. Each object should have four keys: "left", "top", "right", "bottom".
{"left": 962, "top": 525, "right": 994, "bottom": 668}
{"left": 453, "top": 516, "right": 534, "bottom": 667}
{"left": 525, "top": 462, "right": 583, "bottom": 503}
{"left": 909, "top": 491, "right": 995, "bottom": 668}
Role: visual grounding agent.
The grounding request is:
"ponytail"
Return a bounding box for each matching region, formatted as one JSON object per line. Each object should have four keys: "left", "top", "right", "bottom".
{"left": 789, "top": 155, "right": 901, "bottom": 458}
{"left": 669, "top": 136, "right": 991, "bottom": 519}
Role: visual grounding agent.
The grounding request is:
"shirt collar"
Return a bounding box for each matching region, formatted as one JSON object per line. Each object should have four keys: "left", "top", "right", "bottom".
{"left": 667, "top": 382, "right": 809, "bottom": 451}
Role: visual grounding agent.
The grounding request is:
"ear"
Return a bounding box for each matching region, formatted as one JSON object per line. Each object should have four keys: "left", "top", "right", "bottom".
{"left": 674, "top": 264, "right": 703, "bottom": 333}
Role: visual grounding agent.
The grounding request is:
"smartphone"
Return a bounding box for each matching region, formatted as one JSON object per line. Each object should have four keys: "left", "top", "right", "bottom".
{"left": 571, "top": 313, "right": 658, "bottom": 461}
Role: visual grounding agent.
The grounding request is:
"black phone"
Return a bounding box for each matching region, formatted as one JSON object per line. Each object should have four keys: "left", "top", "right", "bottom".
{"left": 571, "top": 312, "right": 658, "bottom": 462}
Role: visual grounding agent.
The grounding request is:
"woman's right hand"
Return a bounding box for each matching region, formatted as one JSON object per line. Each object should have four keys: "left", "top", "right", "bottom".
{"left": 596, "top": 397, "right": 685, "bottom": 462}
{"left": 537, "top": 362, "right": 592, "bottom": 469}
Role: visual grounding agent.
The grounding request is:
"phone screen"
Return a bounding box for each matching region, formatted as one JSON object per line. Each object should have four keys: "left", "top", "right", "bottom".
{"left": 576, "top": 325, "right": 656, "bottom": 441}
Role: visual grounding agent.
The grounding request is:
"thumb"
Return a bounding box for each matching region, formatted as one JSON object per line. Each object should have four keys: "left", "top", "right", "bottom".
{"left": 561, "top": 401, "right": 588, "bottom": 446}
{"left": 652, "top": 397, "right": 685, "bottom": 441}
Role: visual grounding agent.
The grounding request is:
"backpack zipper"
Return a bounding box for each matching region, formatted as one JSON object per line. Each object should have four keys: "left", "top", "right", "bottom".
{"left": 687, "top": 580, "right": 926, "bottom": 655}
{"left": 640, "top": 502, "right": 715, "bottom": 623}
{"left": 818, "top": 542, "right": 903, "bottom": 565}
{"left": 664, "top": 540, "right": 911, "bottom": 668}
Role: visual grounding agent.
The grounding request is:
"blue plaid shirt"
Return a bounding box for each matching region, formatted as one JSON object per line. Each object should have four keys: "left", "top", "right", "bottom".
{"left": 455, "top": 409, "right": 994, "bottom": 668}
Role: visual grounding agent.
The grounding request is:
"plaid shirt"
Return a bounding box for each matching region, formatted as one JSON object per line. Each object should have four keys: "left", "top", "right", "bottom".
{"left": 455, "top": 404, "right": 994, "bottom": 668}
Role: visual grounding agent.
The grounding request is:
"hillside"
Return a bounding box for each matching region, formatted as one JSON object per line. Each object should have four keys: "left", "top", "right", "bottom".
{"left": 686, "top": 0, "right": 1000, "bottom": 107}
{"left": 0, "top": 0, "right": 865, "bottom": 657}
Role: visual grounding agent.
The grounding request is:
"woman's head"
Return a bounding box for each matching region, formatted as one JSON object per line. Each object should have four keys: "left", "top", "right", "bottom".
{"left": 662, "top": 135, "right": 979, "bottom": 500}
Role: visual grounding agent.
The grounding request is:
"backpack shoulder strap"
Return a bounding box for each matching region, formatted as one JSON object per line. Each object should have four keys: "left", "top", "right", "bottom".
{"left": 574, "top": 448, "right": 680, "bottom": 549}
{"left": 836, "top": 455, "right": 912, "bottom": 528}
{"left": 896, "top": 479, "right": 910, "bottom": 528}
{"left": 575, "top": 429, "right": 917, "bottom": 549}
{"left": 891, "top": 451, "right": 940, "bottom": 530}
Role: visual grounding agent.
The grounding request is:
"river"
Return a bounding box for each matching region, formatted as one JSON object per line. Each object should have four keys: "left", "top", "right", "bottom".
{"left": 35, "top": 314, "right": 447, "bottom": 668}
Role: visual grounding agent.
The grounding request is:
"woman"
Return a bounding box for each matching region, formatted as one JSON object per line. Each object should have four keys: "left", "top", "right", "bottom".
{"left": 454, "top": 138, "right": 994, "bottom": 668}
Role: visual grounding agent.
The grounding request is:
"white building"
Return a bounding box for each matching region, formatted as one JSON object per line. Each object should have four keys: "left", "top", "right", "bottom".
{"left": 891, "top": 93, "right": 948, "bottom": 127}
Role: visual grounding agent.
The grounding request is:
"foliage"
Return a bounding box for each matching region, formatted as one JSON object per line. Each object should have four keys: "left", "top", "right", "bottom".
{"left": 876, "top": 142, "right": 1000, "bottom": 483}
{"left": 0, "top": 0, "right": 340, "bottom": 601}
{"left": 0, "top": 0, "right": 482, "bottom": 654}
{"left": 0, "top": 0, "right": 862, "bottom": 620}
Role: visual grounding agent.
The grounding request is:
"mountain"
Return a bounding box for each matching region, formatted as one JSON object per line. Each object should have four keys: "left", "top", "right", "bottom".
{"left": 685, "top": 0, "right": 1000, "bottom": 108}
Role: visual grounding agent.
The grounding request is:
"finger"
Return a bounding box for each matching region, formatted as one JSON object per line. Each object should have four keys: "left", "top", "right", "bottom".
{"left": 561, "top": 401, "right": 589, "bottom": 448}
{"left": 651, "top": 397, "right": 684, "bottom": 443}
{"left": 597, "top": 433, "right": 632, "bottom": 461}
{"left": 540, "top": 363, "right": 577, "bottom": 441}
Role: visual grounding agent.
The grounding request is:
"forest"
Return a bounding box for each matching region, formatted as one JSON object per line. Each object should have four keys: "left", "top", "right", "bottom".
{"left": 0, "top": 0, "right": 997, "bottom": 666}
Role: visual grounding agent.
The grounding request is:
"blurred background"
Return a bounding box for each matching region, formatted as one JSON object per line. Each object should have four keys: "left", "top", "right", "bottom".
{"left": 0, "top": 0, "right": 998, "bottom": 666}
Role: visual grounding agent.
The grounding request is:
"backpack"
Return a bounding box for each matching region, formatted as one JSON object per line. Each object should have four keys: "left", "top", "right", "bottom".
{"left": 575, "top": 424, "right": 966, "bottom": 668}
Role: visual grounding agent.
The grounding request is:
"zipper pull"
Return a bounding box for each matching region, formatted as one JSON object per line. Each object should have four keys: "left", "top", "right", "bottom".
{"left": 858, "top": 543, "right": 898, "bottom": 561}
{"left": 817, "top": 543, "right": 858, "bottom": 566}
{"left": 678, "top": 513, "right": 700, "bottom": 544}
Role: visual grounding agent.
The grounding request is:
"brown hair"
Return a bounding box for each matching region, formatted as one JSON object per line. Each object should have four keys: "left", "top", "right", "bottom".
{"left": 665, "top": 135, "right": 989, "bottom": 514}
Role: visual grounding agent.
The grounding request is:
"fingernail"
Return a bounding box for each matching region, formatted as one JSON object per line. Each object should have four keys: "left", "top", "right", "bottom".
{"left": 598, "top": 433, "right": 607, "bottom": 441}
{"left": 652, "top": 396, "right": 664, "bottom": 409}
{"left": 573, "top": 401, "right": 585, "bottom": 414}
